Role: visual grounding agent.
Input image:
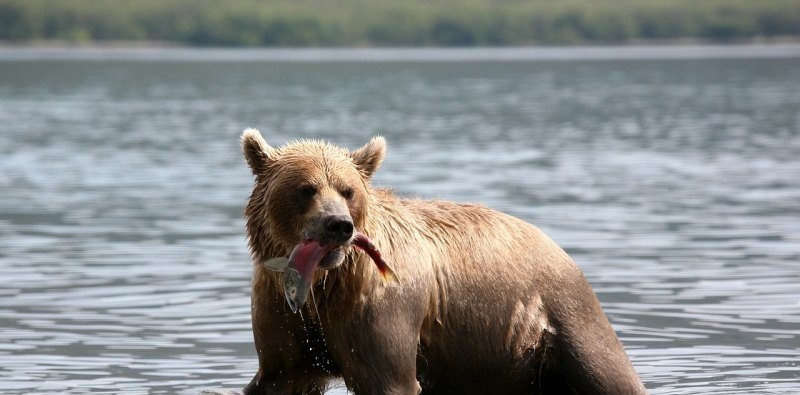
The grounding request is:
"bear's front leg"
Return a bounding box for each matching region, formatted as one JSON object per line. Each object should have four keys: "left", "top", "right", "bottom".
{"left": 327, "top": 306, "right": 422, "bottom": 395}
{"left": 245, "top": 280, "right": 332, "bottom": 395}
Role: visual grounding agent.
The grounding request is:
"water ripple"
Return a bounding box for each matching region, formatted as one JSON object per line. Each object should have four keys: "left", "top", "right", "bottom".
{"left": 1, "top": 50, "right": 799, "bottom": 394}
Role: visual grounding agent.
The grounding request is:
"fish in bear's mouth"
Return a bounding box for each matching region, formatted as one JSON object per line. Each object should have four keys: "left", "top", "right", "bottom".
{"left": 263, "top": 231, "right": 397, "bottom": 313}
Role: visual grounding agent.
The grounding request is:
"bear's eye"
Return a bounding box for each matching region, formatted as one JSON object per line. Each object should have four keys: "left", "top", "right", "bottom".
{"left": 340, "top": 187, "right": 354, "bottom": 200}
{"left": 297, "top": 184, "right": 317, "bottom": 198}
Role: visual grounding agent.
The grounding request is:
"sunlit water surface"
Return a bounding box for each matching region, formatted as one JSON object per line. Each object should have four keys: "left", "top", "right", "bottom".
{"left": 1, "top": 47, "right": 799, "bottom": 394}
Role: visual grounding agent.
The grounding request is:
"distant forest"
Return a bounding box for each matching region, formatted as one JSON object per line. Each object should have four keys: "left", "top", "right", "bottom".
{"left": 1, "top": 0, "right": 799, "bottom": 46}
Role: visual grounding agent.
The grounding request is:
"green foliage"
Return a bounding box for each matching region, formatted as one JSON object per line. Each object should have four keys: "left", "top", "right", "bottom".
{"left": 0, "top": 0, "right": 798, "bottom": 46}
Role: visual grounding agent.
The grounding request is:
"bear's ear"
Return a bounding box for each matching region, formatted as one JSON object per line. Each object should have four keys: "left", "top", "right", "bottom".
{"left": 241, "top": 128, "right": 276, "bottom": 175}
{"left": 351, "top": 136, "right": 386, "bottom": 179}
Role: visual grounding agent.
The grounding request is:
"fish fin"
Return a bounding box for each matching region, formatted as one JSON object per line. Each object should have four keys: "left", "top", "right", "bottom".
{"left": 263, "top": 257, "right": 289, "bottom": 272}
{"left": 379, "top": 264, "right": 399, "bottom": 284}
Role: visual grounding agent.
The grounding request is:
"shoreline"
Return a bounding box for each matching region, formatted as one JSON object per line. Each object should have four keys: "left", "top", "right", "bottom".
{"left": 1, "top": 42, "right": 799, "bottom": 62}
{"left": 3, "top": 36, "right": 800, "bottom": 49}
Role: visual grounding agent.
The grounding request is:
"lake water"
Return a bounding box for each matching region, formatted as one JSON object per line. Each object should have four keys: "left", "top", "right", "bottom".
{"left": 1, "top": 47, "right": 799, "bottom": 394}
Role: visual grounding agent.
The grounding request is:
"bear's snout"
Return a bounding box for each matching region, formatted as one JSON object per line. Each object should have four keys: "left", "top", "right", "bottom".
{"left": 323, "top": 215, "right": 354, "bottom": 244}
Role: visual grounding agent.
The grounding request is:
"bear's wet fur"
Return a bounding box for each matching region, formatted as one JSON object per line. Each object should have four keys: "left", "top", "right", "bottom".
{"left": 240, "top": 129, "right": 646, "bottom": 395}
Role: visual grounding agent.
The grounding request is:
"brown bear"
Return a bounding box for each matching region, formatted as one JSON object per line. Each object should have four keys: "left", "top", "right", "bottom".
{"left": 240, "top": 128, "right": 647, "bottom": 395}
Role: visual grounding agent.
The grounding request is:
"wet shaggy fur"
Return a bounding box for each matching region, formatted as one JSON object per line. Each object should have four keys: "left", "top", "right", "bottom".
{"left": 240, "top": 129, "right": 647, "bottom": 395}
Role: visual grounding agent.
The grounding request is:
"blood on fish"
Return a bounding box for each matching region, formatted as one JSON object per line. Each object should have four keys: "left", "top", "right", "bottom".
{"left": 282, "top": 232, "right": 398, "bottom": 314}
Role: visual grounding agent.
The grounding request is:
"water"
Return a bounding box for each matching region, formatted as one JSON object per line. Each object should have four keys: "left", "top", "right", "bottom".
{"left": 1, "top": 47, "right": 799, "bottom": 394}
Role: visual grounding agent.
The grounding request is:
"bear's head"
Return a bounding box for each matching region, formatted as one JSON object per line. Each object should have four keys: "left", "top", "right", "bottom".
{"left": 241, "top": 128, "right": 385, "bottom": 272}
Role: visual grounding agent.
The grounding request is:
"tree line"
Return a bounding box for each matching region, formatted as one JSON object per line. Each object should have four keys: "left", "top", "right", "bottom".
{"left": 1, "top": 0, "right": 798, "bottom": 46}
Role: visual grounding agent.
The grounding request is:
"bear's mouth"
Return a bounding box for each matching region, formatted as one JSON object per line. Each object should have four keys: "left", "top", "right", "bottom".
{"left": 318, "top": 246, "right": 345, "bottom": 269}
{"left": 277, "top": 231, "right": 397, "bottom": 313}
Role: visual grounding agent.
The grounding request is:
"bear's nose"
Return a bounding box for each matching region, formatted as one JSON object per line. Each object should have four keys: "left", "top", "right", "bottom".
{"left": 323, "top": 215, "right": 354, "bottom": 243}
